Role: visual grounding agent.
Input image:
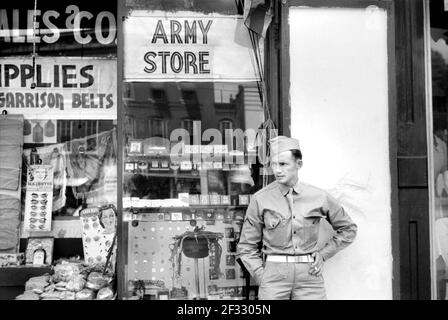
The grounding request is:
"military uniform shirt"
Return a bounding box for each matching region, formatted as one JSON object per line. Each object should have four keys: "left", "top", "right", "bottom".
{"left": 237, "top": 180, "right": 358, "bottom": 281}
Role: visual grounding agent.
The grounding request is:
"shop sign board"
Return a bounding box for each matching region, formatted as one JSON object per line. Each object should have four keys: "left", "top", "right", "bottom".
{"left": 0, "top": 56, "right": 117, "bottom": 120}
{"left": 124, "top": 11, "right": 261, "bottom": 82}
{"left": 0, "top": 3, "right": 116, "bottom": 48}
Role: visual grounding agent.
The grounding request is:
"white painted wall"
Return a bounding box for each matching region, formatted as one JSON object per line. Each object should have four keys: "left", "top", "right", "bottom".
{"left": 289, "top": 7, "right": 392, "bottom": 299}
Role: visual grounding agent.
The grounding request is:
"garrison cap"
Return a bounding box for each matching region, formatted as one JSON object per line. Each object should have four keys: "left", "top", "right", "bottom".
{"left": 269, "top": 136, "right": 301, "bottom": 157}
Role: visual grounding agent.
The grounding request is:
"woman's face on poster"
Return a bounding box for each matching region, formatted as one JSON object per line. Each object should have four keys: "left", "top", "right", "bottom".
{"left": 33, "top": 168, "right": 47, "bottom": 181}
{"left": 101, "top": 208, "right": 116, "bottom": 233}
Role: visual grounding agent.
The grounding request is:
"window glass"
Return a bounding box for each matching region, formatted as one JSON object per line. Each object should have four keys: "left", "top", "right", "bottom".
{"left": 122, "top": 81, "right": 264, "bottom": 300}
{"left": 121, "top": 1, "right": 266, "bottom": 300}
{"left": 0, "top": 0, "right": 117, "bottom": 279}
{"left": 429, "top": 0, "right": 448, "bottom": 300}
{"left": 0, "top": 1, "right": 118, "bottom": 217}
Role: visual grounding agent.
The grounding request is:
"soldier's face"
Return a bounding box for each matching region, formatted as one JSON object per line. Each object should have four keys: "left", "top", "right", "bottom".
{"left": 270, "top": 150, "right": 302, "bottom": 186}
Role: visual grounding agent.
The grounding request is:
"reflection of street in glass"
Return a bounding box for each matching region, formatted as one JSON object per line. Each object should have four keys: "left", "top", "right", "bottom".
{"left": 225, "top": 269, "right": 235, "bottom": 280}
{"left": 226, "top": 255, "right": 235, "bottom": 266}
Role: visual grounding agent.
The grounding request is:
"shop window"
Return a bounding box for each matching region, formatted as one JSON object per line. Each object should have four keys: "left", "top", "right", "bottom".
{"left": 219, "top": 119, "right": 233, "bottom": 135}
{"left": 220, "top": 119, "right": 234, "bottom": 151}
{"left": 0, "top": 0, "right": 118, "bottom": 301}
{"left": 123, "top": 82, "right": 263, "bottom": 300}
{"left": 182, "top": 90, "right": 199, "bottom": 105}
{"left": 181, "top": 119, "right": 194, "bottom": 136}
{"left": 152, "top": 89, "right": 167, "bottom": 104}
{"left": 121, "top": 0, "right": 265, "bottom": 300}
{"left": 148, "top": 117, "right": 168, "bottom": 138}
{"left": 428, "top": 0, "right": 448, "bottom": 300}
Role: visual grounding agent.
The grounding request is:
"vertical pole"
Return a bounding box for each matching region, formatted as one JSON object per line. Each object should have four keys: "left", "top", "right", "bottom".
{"left": 194, "top": 258, "right": 200, "bottom": 298}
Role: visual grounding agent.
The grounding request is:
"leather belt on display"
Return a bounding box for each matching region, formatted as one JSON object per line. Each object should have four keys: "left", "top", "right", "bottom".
{"left": 266, "top": 254, "right": 314, "bottom": 263}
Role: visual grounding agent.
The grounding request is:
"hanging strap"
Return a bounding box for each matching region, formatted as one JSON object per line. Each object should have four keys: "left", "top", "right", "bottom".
{"left": 31, "top": 0, "right": 38, "bottom": 88}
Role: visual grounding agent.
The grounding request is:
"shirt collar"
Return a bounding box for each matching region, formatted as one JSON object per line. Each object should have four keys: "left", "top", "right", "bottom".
{"left": 277, "top": 180, "right": 302, "bottom": 196}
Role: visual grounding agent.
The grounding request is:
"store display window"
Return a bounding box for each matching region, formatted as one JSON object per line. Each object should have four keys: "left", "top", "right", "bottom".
{"left": 0, "top": 0, "right": 118, "bottom": 300}
{"left": 121, "top": 0, "right": 269, "bottom": 300}
{"left": 122, "top": 81, "right": 265, "bottom": 300}
{"left": 428, "top": 0, "right": 448, "bottom": 300}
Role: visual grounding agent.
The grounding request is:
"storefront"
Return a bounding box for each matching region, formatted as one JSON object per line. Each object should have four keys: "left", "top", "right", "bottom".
{"left": 0, "top": 0, "right": 447, "bottom": 300}
{"left": 427, "top": 0, "right": 448, "bottom": 300}
{"left": 117, "top": 0, "right": 269, "bottom": 300}
{"left": 0, "top": 0, "right": 118, "bottom": 299}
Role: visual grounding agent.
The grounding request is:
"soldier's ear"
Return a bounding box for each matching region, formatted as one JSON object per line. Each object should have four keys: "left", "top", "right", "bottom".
{"left": 297, "top": 159, "right": 303, "bottom": 169}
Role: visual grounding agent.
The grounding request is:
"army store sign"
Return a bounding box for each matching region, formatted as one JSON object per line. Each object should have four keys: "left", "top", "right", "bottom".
{"left": 124, "top": 12, "right": 260, "bottom": 82}
{"left": 0, "top": 57, "right": 117, "bottom": 120}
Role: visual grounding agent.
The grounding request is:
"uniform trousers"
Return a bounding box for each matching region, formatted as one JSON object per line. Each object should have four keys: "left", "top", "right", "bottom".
{"left": 258, "top": 261, "right": 327, "bottom": 300}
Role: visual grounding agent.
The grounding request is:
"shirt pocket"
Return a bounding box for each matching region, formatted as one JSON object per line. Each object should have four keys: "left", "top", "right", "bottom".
{"left": 299, "top": 209, "right": 325, "bottom": 251}
{"left": 263, "top": 208, "right": 290, "bottom": 248}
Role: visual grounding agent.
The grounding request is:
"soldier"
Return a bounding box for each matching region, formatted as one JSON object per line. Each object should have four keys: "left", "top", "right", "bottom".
{"left": 237, "top": 136, "right": 358, "bottom": 300}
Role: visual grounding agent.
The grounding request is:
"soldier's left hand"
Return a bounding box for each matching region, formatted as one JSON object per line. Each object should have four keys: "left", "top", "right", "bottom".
{"left": 309, "top": 251, "right": 323, "bottom": 276}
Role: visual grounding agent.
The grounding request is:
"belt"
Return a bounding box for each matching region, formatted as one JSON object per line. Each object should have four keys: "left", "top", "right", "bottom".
{"left": 266, "top": 254, "right": 314, "bottom": 263}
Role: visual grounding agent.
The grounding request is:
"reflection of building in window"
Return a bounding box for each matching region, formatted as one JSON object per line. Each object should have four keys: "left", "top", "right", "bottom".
{"left": 124, "top": 83, "right": 132, "bottom": 99}
{"left": 219, "top": 119, "right": 233, "bottom": 134}
{"left": 124, "top": 115, "right": 135, "bottom": 140}
{"left": 148, "top": 117, "right": 168, "bottom": 138}
{"left": 234, "top": 85, "right": 264, "bottom": 135}
{"left": 181, "top": 89, "right": 202, "bottom": 121}
{"left": 181, "top": 119, "right": 202, "bottom": 145}
{"left": 181, "top": 119, "right": 194, "bottom": 137}
{"left": 219, "top": 119, "right": 233, "bottom": 136}
{"left": 57, "top": 120, "right": 114, "bottom": 152}
{"left": 214, "top": 83, "right": 239, "bottom": 103}
{"left": 431, "top": 26, "right": 448, "bottom": 299}
{"left": 152, "top": 88, "right": 167, "bottom": 104}
{"left": 182, "top": 90, "right": 198, "bottom": 104}
{"left": 135, "top": 118, "right": 148, "bottom": 138}
{"left": 220, "top": 119, "right": 234, "bottom": 149}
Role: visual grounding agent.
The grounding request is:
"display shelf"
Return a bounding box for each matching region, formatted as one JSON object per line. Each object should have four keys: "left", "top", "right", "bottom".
{"left": 20, "top": 215, "right": 80, "bottom": 222}
{"left": 124, "top": 171, "right": 201, "bottom": 179}
{"left": 124, "top": 205, "right": 248, "bottom": 212}
{"left": 53, "top": 216, "right": 81, "bottom": 221}
{"left": 0, "top": 265, "right": 52, "bottom": 299}
{"left": 0, "top": 265, "right": 52, "bottom": 285}
{"left": 21, "top": 216, "right": 82, "bottom": 239}
{"left": 122, "top": 205, "right": 248, "bottom": 222}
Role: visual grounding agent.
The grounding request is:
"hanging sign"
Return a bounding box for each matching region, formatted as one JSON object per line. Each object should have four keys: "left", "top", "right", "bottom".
{"left": 124, "top": 11, "right": 261, "bottom": 82}
{"left": 0, "top": 57, "right": 117, "bottom": 120}
{"left": 80, "top": 205, "right": 117, "bottom": 266}
{"left": 23, "top": 165, "right": 54, "bottom": 232}
{"left": 0, "top": 3, "right": 116, "bottom": 49}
